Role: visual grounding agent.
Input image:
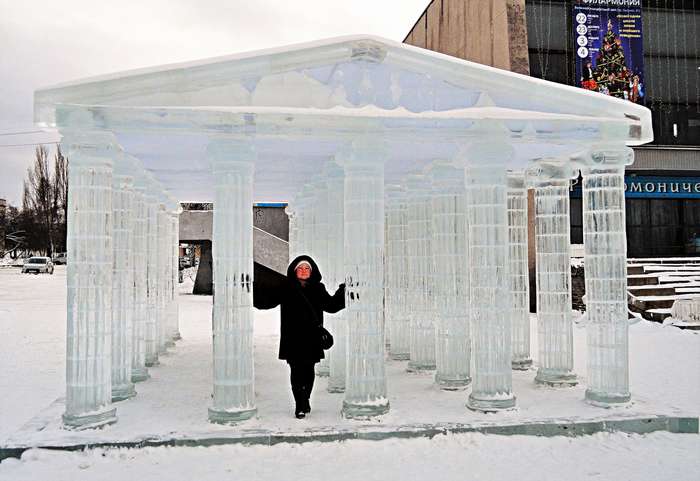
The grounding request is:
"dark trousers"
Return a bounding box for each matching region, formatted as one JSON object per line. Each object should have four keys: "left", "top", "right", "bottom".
{"left": 288, "top": 361, "right": 315, "bottom": 408}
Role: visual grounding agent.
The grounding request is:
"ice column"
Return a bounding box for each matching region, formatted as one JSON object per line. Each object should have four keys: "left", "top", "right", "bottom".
{"left": 507, "top": 173, "right": 532, "bottom": 370}
{"left": 295, "top": 187, "right": 312, "bottom": 257}
{"left": 169, "top": 210, "right": 181, "bottom": 342}
{"left": 156, "top": 201, "right": 170, "bottom": 355}
{"left": 325, "top": 161, "right": 347, "bottom": 393}
{"left": 131, "top": 172, "right": 150, "bottom": 382}
{"left": 385, "top": 186, "right": 410, "bottom": 361}
{"left": 208, "top": 139, "right": 257, "bottom": 423}
{"left": 464, "top": 142, "right": 516, "bottom": 412}
{"left": 144, "top": 179, "right": 160, "bottom": 367}
{"left": 531, "top": 165, "right": 577, "bottom": 386}
{"left": 341, "top": 137, "right": 389, "bottom": 418}
{"left": 431, "top": 162, "right": 471, "bottom": 389}
{"left": 405, "top": 174, "right": 436, "bottom": 372}
{"left": 111, "top": 153, "right": 136, "bottom": 401}
{"left": 287, "top": 208, "right": 297, "bottom": 260}
{"left": 582, "top": 148, "right": 632, "bottom": 406}
{"left": 62, "top": 132, "right": 117, "bottom": 429}
{"left": 312, "top": 176, "right": 331, "bottom": 377}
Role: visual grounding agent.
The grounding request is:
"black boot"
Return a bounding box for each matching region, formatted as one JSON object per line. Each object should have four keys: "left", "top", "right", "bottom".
{"left": 295, "top": 404, "right": 306, "bottom": 419}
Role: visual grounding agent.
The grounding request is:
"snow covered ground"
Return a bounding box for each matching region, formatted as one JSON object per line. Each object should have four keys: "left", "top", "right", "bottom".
{"left": 0, "top": 266, "right": 698, "bottom": 479}
{"left": 1, "top": 431, "right": 698, "bottom": 481}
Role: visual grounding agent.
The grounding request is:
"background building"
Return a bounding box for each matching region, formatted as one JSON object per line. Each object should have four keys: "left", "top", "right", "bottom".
{"left": 405, "top": 0, "right": 699, "bottom": 257}
{"left": 0, "top": 198, "right": 6, "bottom": 254}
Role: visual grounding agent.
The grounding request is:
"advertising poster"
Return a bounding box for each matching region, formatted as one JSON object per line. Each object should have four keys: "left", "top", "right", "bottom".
{"left": 573, "top": 0, "right": 645, "bottom": 104}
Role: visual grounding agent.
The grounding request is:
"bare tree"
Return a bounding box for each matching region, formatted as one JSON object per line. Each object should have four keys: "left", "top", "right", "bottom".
{"left": 19, "top": 145, "right": 70, "bottom": 256}
{"left": 53, "top": 146, "right": 68, "bottom": 251}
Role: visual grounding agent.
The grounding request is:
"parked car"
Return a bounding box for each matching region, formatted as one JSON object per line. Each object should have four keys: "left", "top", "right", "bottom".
{"left": 22, "top": 256, "right": 54, "bottom": 274}
{"left": 52, "top": 252, "right": 67, "bottom": 265}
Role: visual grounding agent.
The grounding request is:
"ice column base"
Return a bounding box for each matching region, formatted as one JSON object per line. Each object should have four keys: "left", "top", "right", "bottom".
{"left": 131, "top": 367, "right": 150, "bottom": 383}
{"left": 435, "top": 374, "right": 471, "bottom": 391}
{"left": 511, "top": 359, "right": 533, "bottom": 371}
{"left": 342, "top": 399, "right": 390, "bottom": 419}
{"left": 315, "top": 364, "right": 330, "bottom": 377}
{"left": 406, "top": 360, "right": 436, "bottom": 373}
{"left": 145, "top": 357, "right": 160, "bottom": 368}
{"left": 111, "top": 384, "right": 137, "bottom": 402}
{"left": 208, "top": 407, "right": 257, "bottom": 425}
{"left": 535, "top": 369, "right": 579, "bottom": 387}
{"left": 585, "top": 389, "right": 631, "bottom": 407}
{"left": 466, "top": 394, "right": 517, "bottom": 413}
{"left": 62, "top": 407, "right": 117, "bottom": 431}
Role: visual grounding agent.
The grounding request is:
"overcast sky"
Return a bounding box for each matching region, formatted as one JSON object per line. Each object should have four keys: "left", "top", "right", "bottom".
{"left": 0, "top": 0, "right": 428, "bottom": 205}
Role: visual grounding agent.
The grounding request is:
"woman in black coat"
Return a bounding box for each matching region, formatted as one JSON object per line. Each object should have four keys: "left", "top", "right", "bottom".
{"left": 253, "top": 254, "right": 345, "bottom": 419}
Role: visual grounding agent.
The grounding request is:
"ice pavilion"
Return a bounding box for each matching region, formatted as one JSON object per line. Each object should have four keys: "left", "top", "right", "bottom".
{"left": 34, "top": 36, "right": 652, "bottom": 429}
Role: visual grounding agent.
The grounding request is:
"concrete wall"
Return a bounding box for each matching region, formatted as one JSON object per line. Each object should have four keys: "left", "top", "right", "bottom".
{"left": 179, "top": 205, "right": 290, "bottom": 294}
{"left": 179, "top": 206, "right": 289, "bottom": 243}
{"left": 404, "top": 0, "right": 530, "bottom": 75}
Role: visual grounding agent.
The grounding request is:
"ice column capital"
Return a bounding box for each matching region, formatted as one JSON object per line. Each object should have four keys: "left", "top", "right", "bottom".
{"left": 573, "top": 145, "right": 634, "bottom": 169}
{"left": 60, "top": 130, "right": 119, "bottom": 163}
{"left": 525, "top": 161, "right": 579, "bottom": 188}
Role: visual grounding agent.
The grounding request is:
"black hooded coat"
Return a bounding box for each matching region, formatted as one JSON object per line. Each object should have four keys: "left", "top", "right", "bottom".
{"left": 253, "top": 255, "right": 345, "bottom": 362}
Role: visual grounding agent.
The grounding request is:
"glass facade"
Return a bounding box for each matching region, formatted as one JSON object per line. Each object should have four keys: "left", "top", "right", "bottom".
{"left": 527, "top": 0, "right": 699, "bottom": 146}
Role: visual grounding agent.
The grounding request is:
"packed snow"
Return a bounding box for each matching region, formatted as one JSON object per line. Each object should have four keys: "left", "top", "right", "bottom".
{"left": 0, "top": 266, "right": 698, "bottom": 479}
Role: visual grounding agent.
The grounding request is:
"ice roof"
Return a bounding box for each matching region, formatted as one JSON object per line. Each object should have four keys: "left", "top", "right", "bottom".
{"left": 34, "top": 35, "right": 653, "bottom": 202}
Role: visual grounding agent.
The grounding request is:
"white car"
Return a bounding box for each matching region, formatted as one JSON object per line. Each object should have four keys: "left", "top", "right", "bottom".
{"left": 22, "top": 257, "right": 55, "bottom": 274}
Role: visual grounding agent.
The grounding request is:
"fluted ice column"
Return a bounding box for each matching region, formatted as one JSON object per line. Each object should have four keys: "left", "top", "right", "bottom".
{"left": 208, "top": 139, "right": 257, "bottom": 424}
{"left": 531, "top": 165, "right": 577, "bottom": 387}
{"left": 287, "top": 208, "right": 298, "bottom": 260}
{"left": 465, "top": 142, "right": 516, "bottom": 412}
{"left": 583, "top": 148, "right": 632, "bottom": 406}
{"left": 144, "top": 183, "right": 160, "bottom": 367}
{"left": 156, "top": 202, "right": 170, "bottom": 355}
{"left": 325, "top": 161, "right": 347, "bottom": 393}
{"left": 342, "top": 137, "right": 389, "bottom": 418}
{"left": 312, "top": 176, "right": 331, "bottom": 377}
{"left": 62, "top": 132, "right": 117, "bottom": 429}
{"left": 131, "top": 174, "right": 150, "bottom": 382}
{"left": 295, "top": 187, "right": 312, "bottom": 257}
{"left": 169, "top": 211, "right": 181, "bottom": 342}
{"left": 431, "top": 162, "right": 471, "bottom": 389}
{"left": 405, "top": 174, "right": 436, "bottom": 372}
{"left": 385, "top": 186, "right": 410, "bottom": 361}
{"left": 111, "top": 154, "right": 136, "bottom": 401}
{"left": 507, "top": 173, "right": 532, "bottom": 370}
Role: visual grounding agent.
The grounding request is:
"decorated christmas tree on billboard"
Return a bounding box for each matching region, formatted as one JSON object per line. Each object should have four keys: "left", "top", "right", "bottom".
{"left": 574, "top": 1, "right": 645, "bottom": 105}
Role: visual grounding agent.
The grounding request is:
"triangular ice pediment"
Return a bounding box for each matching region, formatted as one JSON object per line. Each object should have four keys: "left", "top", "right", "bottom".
{"left": 35, "top": 35, "right": 652, "bottom": 142}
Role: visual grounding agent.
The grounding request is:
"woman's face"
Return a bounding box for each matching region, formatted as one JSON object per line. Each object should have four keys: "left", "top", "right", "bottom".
{"left": 296, "top": 264, "right": 311, "bottom": 280}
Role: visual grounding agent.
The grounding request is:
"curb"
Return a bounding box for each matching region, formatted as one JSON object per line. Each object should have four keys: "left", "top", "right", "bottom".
{"left": 1, "top": 415, "right": 697, "bottom": 461}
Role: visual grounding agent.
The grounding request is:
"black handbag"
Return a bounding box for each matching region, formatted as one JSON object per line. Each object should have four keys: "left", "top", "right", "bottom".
{"left": 318, "top": 325, "right": 334, "bottom": 350}
{"left": 298, "top": 287, "right": 334, "bottom": 350}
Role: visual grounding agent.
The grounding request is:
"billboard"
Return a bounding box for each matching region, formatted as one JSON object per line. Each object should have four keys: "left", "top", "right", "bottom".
{"left": 573, "top": 0, "right": 645, "bottom": 104}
